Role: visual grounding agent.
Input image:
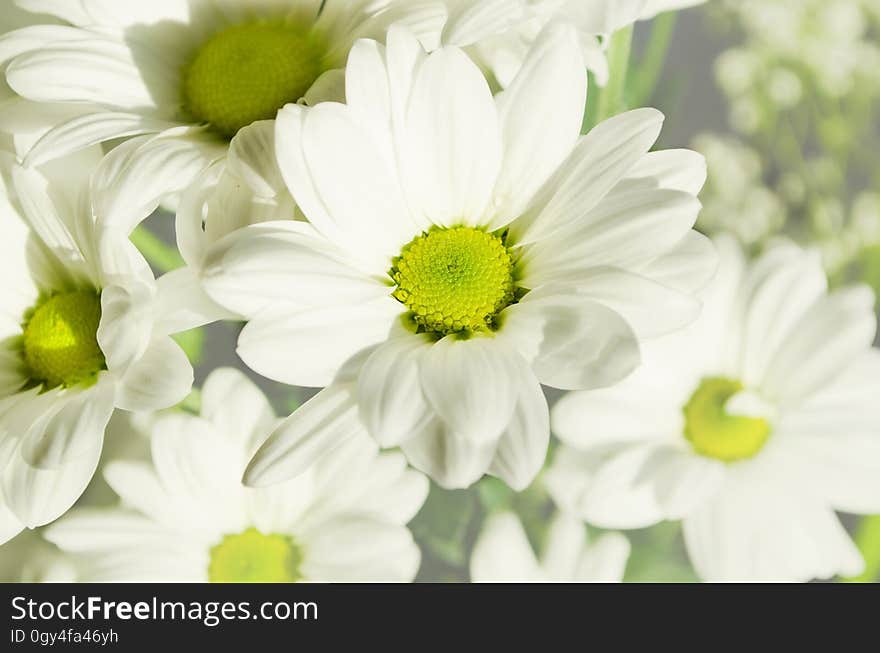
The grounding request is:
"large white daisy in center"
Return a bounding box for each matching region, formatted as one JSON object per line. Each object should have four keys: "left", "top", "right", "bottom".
{"left": 203, "top": 26, "right": 715, "bottom": 490}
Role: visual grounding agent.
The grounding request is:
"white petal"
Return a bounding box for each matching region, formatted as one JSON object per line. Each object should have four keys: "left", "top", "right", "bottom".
{"left": 470, "top": 511, "right": 541, "bottom": 582}
{"left": 202, "top": 220, "right": 387, "bottom": 316}
{"left": 0, "top": 342, "right": 28, "bottom": 397}
{"left": 23, "top": 112, "right": 174, "bottom": 168}
{"left": 683, "top": 475, "right": 864, "bottom": 582}
{"left": 545, "top": 444, "right": 665, "bottom": 530}
{"left": 551, "top": 373, "right": 682, "bottom": 450}
{"left": 6, "top": 35, "right": 177, "bottom": 111}
{"left": 114, "top": 337, "right": 193, "bottom": 412}
{"left": 575, "top": 532, "right": 631, "bottom": 582}
{"left": 102, "top": 460, "right": 173, "bottom": 524}
{"left": 762, "top": 286, "right": 876, "bottom": 403}
{"left": 11, "top": 165, "right": 91, "bottom": 280}
{"left": 3, "top": 437, "right": 103, "bottom": 528}
{"left": 198, "top": 366, "right": 274, "bottom": 441}
{"left": 357, "top": 334, "right": 434, "bottom": 447}
{"left": 243, "top": 384, "right": 364, "bottom": 488}
{"left": 500, "top": 290, "right": 640, "bottom": 390}
{"left": 402, "top": 45, "right": 502, "bottom": 226}
{"left": 537, "top": 267, "right": 703, "bottom": 338}
{"left": 442, "top": 0, "right": 528, "bottom": 46}
{"left": 294, "top": 102, "right": 416, "bottom": 265}
{"left": 300, "top": 517, "right": 421, "bottom": 582}
{"left": 227, "top": 120, "right": 285, "bottom": 197}
{"left": 418, "top": 335, "right": 521, "bottom": 445}
{"left": 642, "top": 447, "right": 725, "bottom": 519}
{"left": 345, "top": 38, "right": 393, "bottom": 151}
{"left": 153, "top": 266, "right": 232, "bottom": 335}
{"left": 560, "top": 0, "right": 647, "bottom": 33}
{"left": 20, "top": 379, "right": 115, "bottom": 469}
{"left": 774, "top": 350, "right": 880, "bottom": 514}
{"left": 96, "top": 279, "right": 155, "bottom": 373}
{"left": 737, "top": 244, "right": 828, "bottom": 387}
{"left": 538, "top": 511, "right": 587, "bottom": 580}
{"left": 44, "top": 509, "right": 180, "bottom": 552}
{"left": 236, "top": 298, "right": 400, "bottom": 388}
{"left": 20, "top": 0, "right": 191, "bottom": 27}
{"left": 620, "top": 148, "right": 708, "bottom": 195}
{"left": 491, "top": 24, "right": 585, "bottom": 225}
{"left": 515, "top": 108, "right": 665, "bottom": 244}
{"left": 0, "top": 494, "right": 24, "bottom": 545}
{"left": 91, "top": 129, "right": 223, "bottom": 235}
{"left": 401, "top": 416, "right": 498, "bottom": 489}
{"left": 635, "top": 230, "right": 718, "bottom": 295}
{"left": 488, "top": 364, "right": 549, "bottom": 491}
{"left": 148, "top": 413, "right": 246, "bottom": 534}
{"left": 522, "top": 188, "right": 702, "bottom": 284}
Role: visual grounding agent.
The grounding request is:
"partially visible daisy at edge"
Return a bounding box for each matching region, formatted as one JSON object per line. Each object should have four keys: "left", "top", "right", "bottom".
{"left": 547, "top": 235, "right": 880, "bottom": 582}
{"left": 201, "top": 25, "right": 716, "bottom": 491}
{"left": 0, "top": 0, "right": 446, "bottom": 218}
{"left": 46, "top": 367, "right": 428, "bottom": 583}
{"left": 0, "top": 149, "right": 200, "bottom": 542}
{"left": 0, "top": 0, "right": 105, "bottom": 157}
{"left": 470, "top": 511, "right": 629, "bottom": 582}
{"left": 435, "top": 0, "right": 708, "bottom": 88}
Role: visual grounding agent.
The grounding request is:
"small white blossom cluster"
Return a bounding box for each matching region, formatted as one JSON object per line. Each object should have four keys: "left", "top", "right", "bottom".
{"left": 0, "top": 0, "right": 877, "bottom": 585}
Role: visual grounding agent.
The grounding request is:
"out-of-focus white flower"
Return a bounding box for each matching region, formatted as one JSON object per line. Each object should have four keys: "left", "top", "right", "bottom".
{"left": 436, "top": 0, "right": 708, "bottom": 87}
{"left": 547, "top": 236, "right": 880, "bottom": 582}
{"left": 0, "top": 149, "right": 199, "bottom": 541}
{"left": 470, "top": 511, "right": 629, "bottom": 582}
{"left": 201, "top": 26, "right": 714, "bottom": 491}
{"left": 0, "top": 529, "right": 76, "bottom": 582}
{"left": 46, "top": 368, "right": 428, "bottom": 582}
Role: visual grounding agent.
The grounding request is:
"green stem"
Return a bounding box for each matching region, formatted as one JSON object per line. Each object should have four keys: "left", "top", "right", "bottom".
{"left": 842, "top": 515, "right": 880, "bottom": 582}
{"left": 179, "top": 387, "right": 202, "bottom": 414}
{"left": 130, "top": 226, "right": 184, "bottom": 273}
{"left": 595, "top": 26, "right": 634, "bottom": 124}
{"left": 631, "top": 13, "right": 677, "bottom": 107}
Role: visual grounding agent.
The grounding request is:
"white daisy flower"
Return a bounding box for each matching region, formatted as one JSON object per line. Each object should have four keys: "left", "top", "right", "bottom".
{"left": 0, "top": 0, "right": 446, "bottom": 200}
{"left": 436, "top": 0, "right": 708, "bottom": 88}
{"left": 201, "top": 26, "right": 715, "bottom": 491}
{"left": 470, "top": 511, "right": 629, "bottom": 582}
{"left": 45, "top": 367, "right": 428, "bottom": 583}
{"left": 0, "top": 155, "right": 197, "bottom": 540}
{"left": 547, "top": 236, "right": 880, "bottom": 582}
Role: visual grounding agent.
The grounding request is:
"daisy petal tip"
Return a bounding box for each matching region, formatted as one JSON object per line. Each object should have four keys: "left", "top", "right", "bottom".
{"left": 240, "top": 454, "right": 278, "bottom": 489}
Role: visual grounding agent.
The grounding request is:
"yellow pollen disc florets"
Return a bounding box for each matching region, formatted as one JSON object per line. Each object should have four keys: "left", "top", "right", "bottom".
{"left": 22, "top": 290, "right": 105, "bottom": 389}
{"left": 208, "top": 528, "right": 303, "bottom": 583}
{"left": 683, "top": 377, "right": 771, "bottom": 462}
{"left": 183, "top": 19, "right": 329, "bottom": 138}
{"left": 391, "top": 226, "right": 518, "bottom": 336}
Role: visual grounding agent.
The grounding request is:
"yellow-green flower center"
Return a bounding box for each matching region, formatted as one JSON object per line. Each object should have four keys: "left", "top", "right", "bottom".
{"left": 22, "top": 290, "right": 105, "bottom": 389}
{"left": 683, "top": 377, "right": 770, "bottom": 462}
{"left": 391, "top": 227, "right": 518, "bottom": 336}
{"left": 183, "top": 19, "right": 329, "bottom": 138}
{"left": 208, "top": 528, "right": 303, "bottom": 583}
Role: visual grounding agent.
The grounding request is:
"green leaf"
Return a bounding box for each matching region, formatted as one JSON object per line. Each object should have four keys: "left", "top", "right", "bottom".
{"left": 842, "top": 515, "right": 880, "bottom": 583}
